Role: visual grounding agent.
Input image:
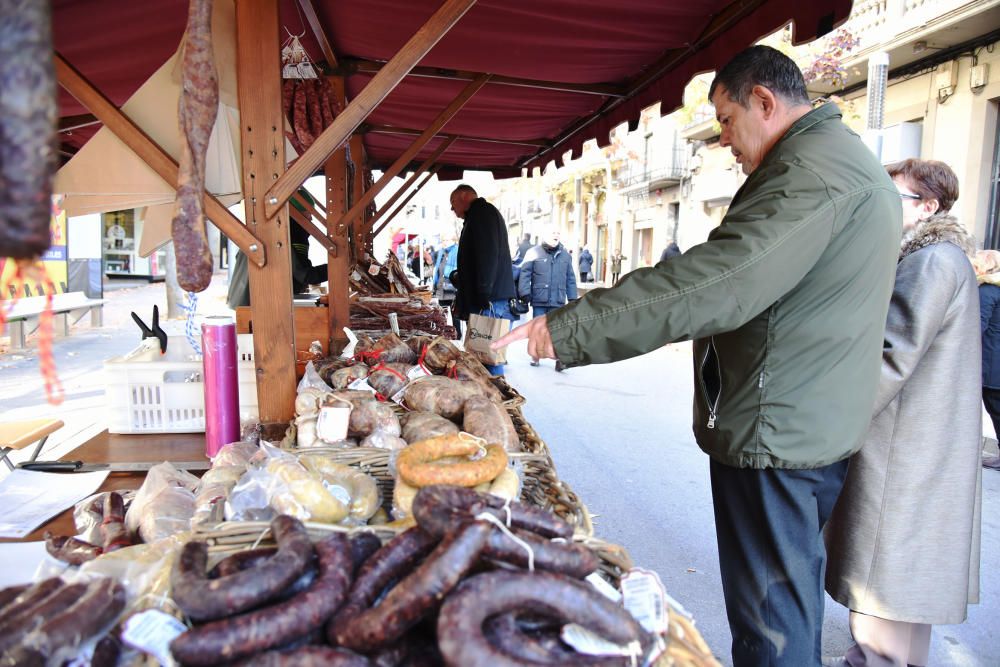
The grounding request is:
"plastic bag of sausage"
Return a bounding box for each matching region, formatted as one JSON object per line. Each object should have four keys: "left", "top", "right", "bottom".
{"left": 124, "top": 462, "right": 199, "bottom": 543}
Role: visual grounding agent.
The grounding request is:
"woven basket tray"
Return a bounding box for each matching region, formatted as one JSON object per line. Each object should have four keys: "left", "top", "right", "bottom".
{"left": 284, "top": 446, "right": 592, "bottom": 536}
{"left": 189, "top": 524, "right": 718, "bottom": 667}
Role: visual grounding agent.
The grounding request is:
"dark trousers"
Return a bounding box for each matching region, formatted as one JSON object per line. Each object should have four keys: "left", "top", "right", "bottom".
{"left": 983, "top": 386, "right": 1000, "bottom": 436}
{"left": 531, "top": 304, "right": 559, "bottom": 319}
{"left": 710, "top": 458, "right": 849, "bottom": 667}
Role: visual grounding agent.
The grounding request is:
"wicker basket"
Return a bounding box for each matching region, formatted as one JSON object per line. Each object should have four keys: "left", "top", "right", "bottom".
{"left": 188, "top": 525, "right": 718, "bottom": 667}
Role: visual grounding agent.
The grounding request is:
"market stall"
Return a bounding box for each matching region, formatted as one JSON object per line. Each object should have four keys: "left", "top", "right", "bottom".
{"left": 0, "top": 0, "right": 854, "bottom": 664}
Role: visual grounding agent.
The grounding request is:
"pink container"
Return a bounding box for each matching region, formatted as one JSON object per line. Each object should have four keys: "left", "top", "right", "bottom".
{"left": 202, "top": 317, "right": 240, "bottom": 457}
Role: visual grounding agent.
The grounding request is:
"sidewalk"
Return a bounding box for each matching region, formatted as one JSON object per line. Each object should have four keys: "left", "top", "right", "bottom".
{"left": 0, "top": 274, "right": 234, "bottom": 473}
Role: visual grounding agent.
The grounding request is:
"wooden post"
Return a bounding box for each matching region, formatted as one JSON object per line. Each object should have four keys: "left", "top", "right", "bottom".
{"left": 334, "top": 76, "right": 487, "bottom": 230}
{"left": 350, "top": 135, "right": 367, "bottom": 259}
{"left": 264, "top": 0, "right": 478, "bottom": 219}
{"left": 326, "top": 77, "right": 351, "bottom": 348}
{"left": 54, "top": 53, "right": 266, "bottom": 267}
{"left": 235, "top": 0, "right": 296, "bottom": 422}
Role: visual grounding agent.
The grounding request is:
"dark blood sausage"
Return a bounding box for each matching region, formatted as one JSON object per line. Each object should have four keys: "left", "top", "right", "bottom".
{"left": 208, "top": 547, "right": 278, "bottom": 578}
{"left": 6, "top": 577, "right": 126, "bottom": 667}
{"left": 90, "top": 631, "right": 123, "bottom": 667}
{"left": 171, "top": 0, "right": 218, "bottom": 293}
{"left": 0, "top": 584, "right": 28, "bottom": 613}
{"left": 170, "top": 533, "right": 353, "bottom": 666}
{"left": 0, "top": 0, "right": 57, "bottom": 259}
{"left": 336, "top": 521, "right": 491, "bottom": 652}
{"left": 438, "top": 571, "right": 652, "bottom": 667}
{"left": 484, "top": 528, "right": 599, "bottom": 578}
{"left": 172, "top": 515, "right": 314, "bottom": 622}
{"left": 239, "top": 645, "right": 372, "bottom": 667}
{"left": 303, "top": 78, "right": 323, "bottom": 139}
{"left": 412, "top": 485, "right": 573, "bottom": 540}
{"left": 282, "top": 78, "right": 296, "bottom": 125}
{"left": 100, "top": 492, "right": 130, "bottom": 552}
{"left": 0, "top": 582, "right": 88, "bottom": 653}
{"left": 348, "top": 532, "right": 383, "bottom": 574}
{"left": 483, "top": 612, "right": 585, "bottom": 664}
{"left": 44, "top": 532, "right": 103, "bottom": 565}
{"left": 0, "top": 577, "right": 62, "bottom": 628}
{"left": 326, "top": 528, "right": 438, "bottom": 644}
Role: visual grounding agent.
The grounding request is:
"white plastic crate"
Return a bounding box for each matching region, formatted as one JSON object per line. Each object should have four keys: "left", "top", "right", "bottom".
{"left": 104, "top": 334, "right": 258, "bottom": 434}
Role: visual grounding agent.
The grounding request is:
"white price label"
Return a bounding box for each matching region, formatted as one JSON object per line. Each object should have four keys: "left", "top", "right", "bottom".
{"left": 586, "top": 572, "right": 623, "bottom": 602}
{"left": 561, "top": 624, "right": 640, "bottom": 658}
{"left": 389, "top": 387, "right": 409, "bottom": 406}
{"left": 368, "top": 263, "right": 381, "bottom": 275}
{"left": 620, "top": 568, "right": 669, "bottom": 635}
{"left": 122, "top": 609, "right": 186, "bottom": 666}
{"left": 340, "top": 328, "right": 359, "bottom": 358}
{"left": 316, "top": 405, "right": 351, "bottom": 443}
{"left": 407, "top": 366, "right": 431, "bottom": 381}
{"left": 388, "top": 312, "right": 400, "bottom": 336}
{"left": 347, "top": 377, "right": 377, "bottom": 394}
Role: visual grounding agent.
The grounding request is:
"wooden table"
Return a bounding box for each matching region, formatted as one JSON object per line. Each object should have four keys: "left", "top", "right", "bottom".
{"left": 1, "top": 430, "right": 208, "bottom": 543}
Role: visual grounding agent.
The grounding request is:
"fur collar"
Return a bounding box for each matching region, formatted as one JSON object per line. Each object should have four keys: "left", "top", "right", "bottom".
{"left": 899, "top": 214, "right": 975, "bottom": 261}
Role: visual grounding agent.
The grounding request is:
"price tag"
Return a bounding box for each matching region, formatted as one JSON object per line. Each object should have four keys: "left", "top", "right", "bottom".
{"left": 560, "top": 624, "right": 639, "bottom": 658}
{"left": 316, "top": 405, "right": 351, "bottom": 443}
{"left": 340, "top": 328, "right": 359, "bottom": 358}
{"left": 407, "top": 366, "right": 431, "bottom": 381}
{"left": 122, "top": 609, "right": 187, "bottom": 666}
{"left": 586, "top": 572, "right": 623, "bottom": 602}
{"left": 620, "top": 568, "right": 669, "bottom": 635}
{"left": 368, "top": 263, "right": 381, "bottom": 276}
{"left": 347, "top": 377, "right": 377, "bottom": 394}
{"left": 389, "top": 387, "right": 409, "bottom": 406}
{"left": 388, "top": 312, "right": 400, "bottom": 336}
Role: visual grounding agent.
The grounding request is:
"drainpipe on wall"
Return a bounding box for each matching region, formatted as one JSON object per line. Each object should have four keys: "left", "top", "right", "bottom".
{"left": 863, "top": 51, "right": 890, "bottom": 161}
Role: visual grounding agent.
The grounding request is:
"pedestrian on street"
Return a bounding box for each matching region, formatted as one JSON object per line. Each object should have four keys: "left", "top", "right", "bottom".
{"left": 609, "top": 249, "right": 626, "bottom": 284}
{"left": 450, "top": 184, "right": 516, "bottom": 376}
{"left": 518, "top": 228, "right": 577, "bottom": 372}
{"left": 579, "top": 246, "right": 594, "bottom": 282}
{"left": 974, "top": 249, "right": 1000, "bottom": 469}
{"left": 659, "top": 241, "right": 681, "bottom": 262}
{"left": 824, "top": 159, "right": 982, "bottom": 667}
{"left": 493, "top": 45, "right": 902, "bottom": 666}
{"left": 433, "top": 234, "right": 461, "bottom": 338}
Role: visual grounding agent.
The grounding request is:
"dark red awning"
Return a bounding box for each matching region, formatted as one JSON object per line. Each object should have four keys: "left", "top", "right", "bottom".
{"left": 53, "top": 0, "right": 853, "bottom": 177}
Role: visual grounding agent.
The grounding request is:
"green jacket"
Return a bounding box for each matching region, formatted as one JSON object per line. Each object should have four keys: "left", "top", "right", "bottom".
{"left": 549, "top": 104, "right": 902, "bottom": 468}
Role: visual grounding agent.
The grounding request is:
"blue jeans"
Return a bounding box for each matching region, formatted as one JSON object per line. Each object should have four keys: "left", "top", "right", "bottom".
{"left": 477, "top": 300, "right": 516, "bottom": 376}
{"left": 531, "top": 304, "right": 559, "bottom": 319}
{"left": 710, "top": 458, "right": 849, "bottom": 667}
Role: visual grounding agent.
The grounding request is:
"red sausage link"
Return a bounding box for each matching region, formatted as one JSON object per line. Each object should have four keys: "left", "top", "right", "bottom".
{"left": 412, "top": 485, "right": 573, "bottom": 540}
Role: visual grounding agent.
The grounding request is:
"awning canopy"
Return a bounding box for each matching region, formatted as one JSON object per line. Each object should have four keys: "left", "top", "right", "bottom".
{"left": 54, "top": 0, "right": 852, "bottom": 179}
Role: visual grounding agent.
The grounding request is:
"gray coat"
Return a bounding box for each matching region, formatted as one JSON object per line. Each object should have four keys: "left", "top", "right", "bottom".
{"left": 824, "top": 215, "right": 982, "bottom": 624}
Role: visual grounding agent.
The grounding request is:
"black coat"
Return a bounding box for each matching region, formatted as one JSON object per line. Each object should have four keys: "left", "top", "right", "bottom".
{"left": 454, "top": 198, "right": 515, "bottom": 319}
{"left": 980, "top": 282, "right": 1000, "bottom": 388}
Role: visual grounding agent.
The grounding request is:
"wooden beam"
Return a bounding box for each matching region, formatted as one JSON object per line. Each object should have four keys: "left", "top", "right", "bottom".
{"left": 363, "top": 123, "right": 550, "bottom": 148}
{"left": 325, "top": 79, "right": 351, "bottom": 347}
{"left": 362, "top": 136, "right": 455, "bottom": 236}
{"left": 296, "top": 0, "right": 337, "bottom": 67}
{"left": 264, "top": 0, "right": 478, "bottom": 219}
{"left": 235, "top": 0, "right": 296, "bottom": 423}
{"left": 290, "top": 194, "right": 328, "bottom": 229}
{"left": 289, "top": 207, "right": 335, "bottom": 254}
{"left": 340, "top": 58, "right": 626, "bottom": 98}
{"left": 336, "top": 76, "right": 483, "bottom": 230}
{"left": 54, "top": 52, "right": 266, "bottom": 268}
{"left": 372, "top": 169, "right": 437, "bottom": 239}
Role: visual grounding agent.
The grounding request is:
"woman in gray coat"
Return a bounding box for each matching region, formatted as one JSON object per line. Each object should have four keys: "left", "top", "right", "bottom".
{"left": 824, "top": 160, "right": 982, "bottom": 667}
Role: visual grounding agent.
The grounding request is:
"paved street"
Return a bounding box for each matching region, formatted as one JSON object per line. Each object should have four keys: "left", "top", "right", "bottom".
{"left": 1, "top": 282, "right": 997, "bottom": 665}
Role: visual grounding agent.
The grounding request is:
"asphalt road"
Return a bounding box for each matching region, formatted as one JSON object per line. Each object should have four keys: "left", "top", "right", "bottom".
{"left": 501, "top": 337, "right": 999, "bottom": 666}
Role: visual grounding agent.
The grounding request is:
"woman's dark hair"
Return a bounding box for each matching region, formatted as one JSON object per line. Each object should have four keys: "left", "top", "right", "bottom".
{"left": 709, "top": 45, "right": 809, "bottom": 107}
{"left": 886, "top": 159, "right": 959, "bottom": 213}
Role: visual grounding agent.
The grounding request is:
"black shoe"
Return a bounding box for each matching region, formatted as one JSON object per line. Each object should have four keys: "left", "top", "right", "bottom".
{"left": 529, "top": 360, "right": 540, "bottom": 367}
{"left": 555, "top": 360, "right": 565, "bottom": 372}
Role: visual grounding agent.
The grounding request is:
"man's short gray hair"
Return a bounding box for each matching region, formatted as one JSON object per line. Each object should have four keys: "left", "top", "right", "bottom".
{"left": 451, "top": 184, "right": 477, "bottom": 198}
{"left": 708, "top": 45, "right": 809, "bottom": 108}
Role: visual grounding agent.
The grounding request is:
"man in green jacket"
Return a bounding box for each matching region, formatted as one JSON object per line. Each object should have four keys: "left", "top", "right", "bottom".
{"left": 495, "top": 46, "right": 902, "bottom": 666}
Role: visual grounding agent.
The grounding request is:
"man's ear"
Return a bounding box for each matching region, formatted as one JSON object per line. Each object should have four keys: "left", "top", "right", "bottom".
{"left": 751, "top": 85, "right": 778, "bottom": 119}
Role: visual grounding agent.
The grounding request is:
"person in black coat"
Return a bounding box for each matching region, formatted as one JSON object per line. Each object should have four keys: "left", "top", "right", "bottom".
{"left": 659, "top": 240, "right": 681, "bottom": 262}
{"left": 974, "top": 249, "right": 1000, "bottom": 469}
{"left": 450, "top": 184, "right": 516, "bottom": 375}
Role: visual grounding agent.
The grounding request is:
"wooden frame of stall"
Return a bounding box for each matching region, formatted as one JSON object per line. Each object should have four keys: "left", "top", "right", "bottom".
{"left": 52, "top": 0, "right": 798, "bottom": 425}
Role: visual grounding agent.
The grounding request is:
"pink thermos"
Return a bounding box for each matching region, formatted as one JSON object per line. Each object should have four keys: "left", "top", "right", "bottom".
{"left": 202, "top": 316, "right": 239, "bottom": 457}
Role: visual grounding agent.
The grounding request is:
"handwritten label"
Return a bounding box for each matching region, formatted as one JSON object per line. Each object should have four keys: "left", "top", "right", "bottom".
{"left": 122, "top": 609, "right": 186, "bottom": 666}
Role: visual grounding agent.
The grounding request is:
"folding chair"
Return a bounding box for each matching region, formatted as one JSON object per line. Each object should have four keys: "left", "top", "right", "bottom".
{"left": 0, "top": 419, "right": 64, "bottom": 470}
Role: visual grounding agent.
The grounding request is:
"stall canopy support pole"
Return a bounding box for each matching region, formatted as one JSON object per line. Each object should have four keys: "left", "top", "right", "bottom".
{"left": 372, "top": 169, "right": 439, "bottom": 241}
{"left": 326, "top": 78, "right": 352, "bottom": 348}
{"left": 362, "top": 136, "right": 456, "bottom": 240}
{"left": 235, "top": 0, "right": 297, "bottom": 423}
{"left": 263, "top": 0, "right": 478, "bottom": 219}
{"left": 350, "top": 135, "right": 368, "bottom": 260}
{"left": 54, "top": 52, "right": 266, "bottom": 268}
{"left": 334, "top": 75, "right": 488, "bottom": 231}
